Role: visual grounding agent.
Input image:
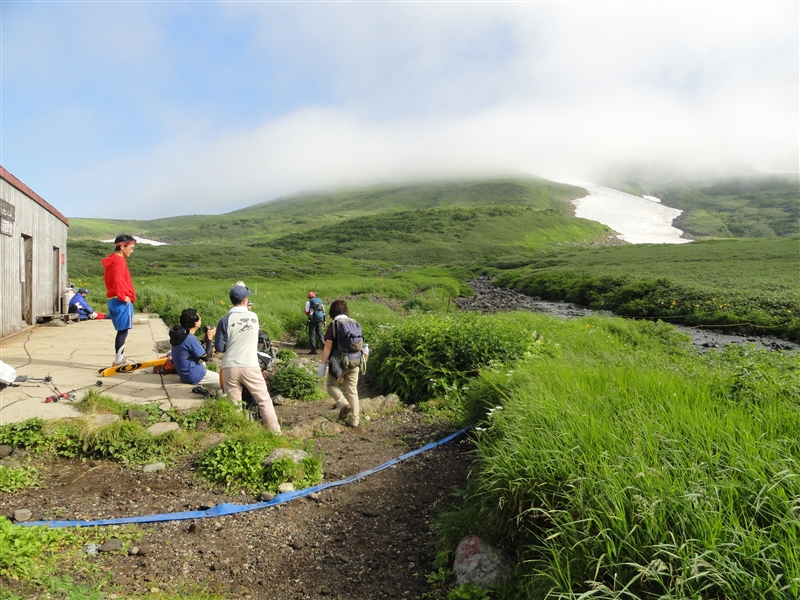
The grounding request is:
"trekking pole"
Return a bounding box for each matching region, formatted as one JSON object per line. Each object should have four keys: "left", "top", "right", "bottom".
{"left": 46, "top": 380, "right": 103, "bottom": 403}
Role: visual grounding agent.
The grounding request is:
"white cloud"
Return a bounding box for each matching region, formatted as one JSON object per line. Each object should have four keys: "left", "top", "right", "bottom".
{"left": 4, "top": 2, "right": 797, "bottom": 218}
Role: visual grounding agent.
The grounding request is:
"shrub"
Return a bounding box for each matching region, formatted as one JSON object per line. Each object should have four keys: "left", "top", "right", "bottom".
{"left": 80, "top": 420, "right": 187, "bottom": 464}
{"left": 371, "top": 312, "right": 549, "bottom": 403}
{"left": 276, "top": 349, "right": 297, "bottom": 361}
{"left": 269, "top": 365, "right": 322, "bottom": 401}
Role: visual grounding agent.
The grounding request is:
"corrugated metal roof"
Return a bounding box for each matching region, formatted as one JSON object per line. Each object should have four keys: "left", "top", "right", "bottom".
{"left": 0, "top": 165, "right": 69, "bottom": 226}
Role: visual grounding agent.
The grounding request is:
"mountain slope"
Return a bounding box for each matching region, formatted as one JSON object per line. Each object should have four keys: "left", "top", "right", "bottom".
{"left": 68, "top": 178, "right": 587, "bottom": 244}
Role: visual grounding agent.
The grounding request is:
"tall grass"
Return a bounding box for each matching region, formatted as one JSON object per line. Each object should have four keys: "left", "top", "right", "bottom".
{"left": 438, "top": 315, "right": 800, "bottom": 599}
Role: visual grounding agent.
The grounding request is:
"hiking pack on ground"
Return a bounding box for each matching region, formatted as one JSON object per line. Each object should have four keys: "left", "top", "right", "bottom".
{"left": 256, "top": 329, "right": 275, "bottom": 371}
{"left": 308, "top": 297, "right": 325, "bottom": 323}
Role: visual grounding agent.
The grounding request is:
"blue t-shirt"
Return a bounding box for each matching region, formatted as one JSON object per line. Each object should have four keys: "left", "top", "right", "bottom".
{"left": 171, "top": 334, "right": 208, "bottom": 385}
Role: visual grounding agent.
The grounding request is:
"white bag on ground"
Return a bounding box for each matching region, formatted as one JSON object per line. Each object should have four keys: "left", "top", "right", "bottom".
{"left": 0, "top": 360, "right": 17, "bottom": 386}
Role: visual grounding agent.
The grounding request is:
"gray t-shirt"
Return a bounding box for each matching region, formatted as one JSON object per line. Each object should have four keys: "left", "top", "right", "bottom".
{"left": 215, "top": 306, "right": 260, "bottom": 369}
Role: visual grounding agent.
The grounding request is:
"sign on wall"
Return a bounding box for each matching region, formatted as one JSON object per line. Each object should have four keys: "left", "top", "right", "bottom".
{"left": 0, "top": 199, "right": 14, "bottom": 237}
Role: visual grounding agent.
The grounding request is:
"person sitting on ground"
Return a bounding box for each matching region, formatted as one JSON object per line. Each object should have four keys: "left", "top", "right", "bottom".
{"left": 304, "top": 292, "right": 326, "bottom": 354}
{"left": 68, "top": 288, "right": 106, "bottom": 320}
{"left": 215, "top": 285, "right": 281, "bottom": 432}
{"left": 319, "top": 299, "right": 365, "bottom": 430}
{"left": 169, "top": 308, "right": 222, "bottom": 391}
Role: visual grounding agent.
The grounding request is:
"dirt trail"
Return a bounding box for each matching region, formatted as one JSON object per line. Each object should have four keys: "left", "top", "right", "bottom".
{"left": 1, "top": 379, "right": 473, "bottom": 600}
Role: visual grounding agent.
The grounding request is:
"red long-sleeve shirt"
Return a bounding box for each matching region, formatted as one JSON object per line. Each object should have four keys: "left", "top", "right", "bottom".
{"left": 102, "top": 254, "right": 136, "bottom": 302}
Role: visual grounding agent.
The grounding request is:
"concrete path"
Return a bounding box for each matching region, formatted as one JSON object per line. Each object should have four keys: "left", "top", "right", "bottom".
{"left": 0, "top": 316, "right": 207, "bottom": 425}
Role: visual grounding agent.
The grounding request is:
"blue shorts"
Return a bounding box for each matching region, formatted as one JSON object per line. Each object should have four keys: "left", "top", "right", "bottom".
{"left": 107, "top": 298, "right": 134, "bottom": 331}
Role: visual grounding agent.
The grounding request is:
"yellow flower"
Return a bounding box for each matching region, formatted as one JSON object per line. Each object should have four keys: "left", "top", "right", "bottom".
{"left": 788, "top": 310, "right": 792, "bottom": 314}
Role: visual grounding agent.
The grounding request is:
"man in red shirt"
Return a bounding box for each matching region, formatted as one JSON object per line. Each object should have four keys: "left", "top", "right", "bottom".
{"left": 102, "top": 235, "right": 137, "bottom": 366}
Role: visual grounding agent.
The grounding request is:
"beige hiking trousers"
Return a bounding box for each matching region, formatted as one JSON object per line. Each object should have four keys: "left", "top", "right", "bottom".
{"left": 222, "top": 367, "right": 281, "bottom": 432}
{"left": 327, "top": 366, "right": 360, "bottom": 426}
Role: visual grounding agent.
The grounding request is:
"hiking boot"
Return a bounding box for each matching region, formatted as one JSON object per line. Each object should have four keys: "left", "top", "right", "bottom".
{"left": 191, "top": 385, "right": 210, "bottom": 397}
{"left": 338, "top": 405, "right": 352, "bottom": 422}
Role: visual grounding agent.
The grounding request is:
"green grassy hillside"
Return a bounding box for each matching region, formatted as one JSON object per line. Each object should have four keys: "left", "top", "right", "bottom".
{"left": 68, "top": 178, "right": 587, "bottom": 245}
{"left": 268, "top": 205, "right": 613, "bottom": 264}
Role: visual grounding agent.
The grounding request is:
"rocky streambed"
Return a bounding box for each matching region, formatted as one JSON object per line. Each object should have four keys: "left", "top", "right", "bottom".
{"left": 454, "top": 276, "right": 800, "bottom": 353}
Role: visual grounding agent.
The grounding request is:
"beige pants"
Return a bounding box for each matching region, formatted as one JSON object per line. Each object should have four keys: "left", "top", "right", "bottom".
{"left": 198, "top": 369, "right": 222, "bottom": 390}
{"left": 222, "top": 367, "right": 280, "bottom": 432}
{"left": 327, "top": 366, "right": 360, "bottom": 426}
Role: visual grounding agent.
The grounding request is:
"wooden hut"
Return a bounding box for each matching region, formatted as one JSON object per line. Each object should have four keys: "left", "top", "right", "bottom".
{"left": 0, "top": 166, "right": 69, "bottom": 339}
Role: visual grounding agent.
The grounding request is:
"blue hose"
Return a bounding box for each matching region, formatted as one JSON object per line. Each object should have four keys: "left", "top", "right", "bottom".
{"left": 21, "top": 426, "right": 471, "bottom": 528}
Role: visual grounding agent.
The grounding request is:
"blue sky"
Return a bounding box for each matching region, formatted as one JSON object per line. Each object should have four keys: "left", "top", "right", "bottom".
{"left": 2, "top": 1, "right": 797, "bottom": 219}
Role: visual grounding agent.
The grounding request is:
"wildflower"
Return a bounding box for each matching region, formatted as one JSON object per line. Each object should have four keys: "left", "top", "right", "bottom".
{"left": 788, "top": 310, "right": 793, "bottom": 314}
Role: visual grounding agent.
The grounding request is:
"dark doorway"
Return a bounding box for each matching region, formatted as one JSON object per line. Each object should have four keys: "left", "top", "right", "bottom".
{"left": 53, "top": 246, "right": 61, "bottom": 313}
{"left": 21, "top": 234, "right": 33, "bottom": 324}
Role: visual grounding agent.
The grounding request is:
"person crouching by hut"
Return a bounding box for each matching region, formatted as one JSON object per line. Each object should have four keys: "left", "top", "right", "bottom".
{"left": 69, "top": 288, "right": 106, "bottom": 320}
{"left": 215, "top": 285, "right": 281, "bottom": 432}
{"left": 169, "top": 308, "right": 222, "bottom": 392}
{"left": 102, "top": 235, "right": 136, "bottom": 366}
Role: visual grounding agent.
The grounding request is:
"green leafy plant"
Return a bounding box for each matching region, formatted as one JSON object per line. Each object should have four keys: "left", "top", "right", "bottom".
{"left": 197, "top": 429, "right": 321, "bottom": 494}
{"left": 0, "top": 517, "right": 62, "bottom": 579}
{"left": 262, "top": 455, "right": 323, "bottom": 493}
{"left": 426, "top": 566, "right": 453, "bottom": 588}
{"left": 276, "top": 348, "right": 297, "bottom": 361}
{"left": 197, "top": 437, "right": 271, "bottom": 492}
{"left": 0, "top": 465, "right": 41, "bottom": 493}
{"left": 0, "top": 418, "right": 47, "bottom": 450}
{"left": 269, "top": 365, "right": 323, "bottom": 401}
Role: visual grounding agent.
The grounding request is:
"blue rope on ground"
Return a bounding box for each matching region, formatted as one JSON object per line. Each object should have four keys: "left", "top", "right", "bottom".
{"left": 21, "top": 426, "right": 472, "bottom": 528}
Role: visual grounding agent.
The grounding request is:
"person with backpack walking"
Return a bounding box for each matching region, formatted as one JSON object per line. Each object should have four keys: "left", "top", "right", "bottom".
{"left": 215, "top": 284, "right": 281, "bottom": 432}
{"left": 304, "top": 292, "right": 326, "bottom": 355}
{"left": 318, "top": 299, "right": 367, "bottom": 430}
{"left": 102, "top": 235, "right": 137, "bottom": 366}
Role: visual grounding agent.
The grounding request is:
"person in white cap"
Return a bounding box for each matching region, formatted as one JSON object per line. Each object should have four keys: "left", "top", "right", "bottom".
{"left": 215, "top": 285, "right": 281, "bottom": 432}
